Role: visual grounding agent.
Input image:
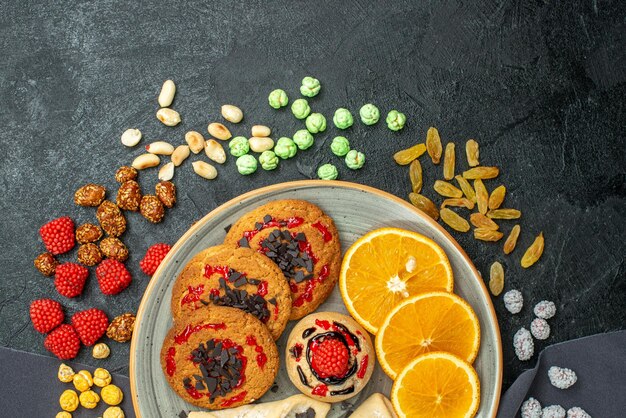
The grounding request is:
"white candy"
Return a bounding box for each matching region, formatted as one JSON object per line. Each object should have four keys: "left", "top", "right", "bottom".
{"left": 567, "top": 407, "right": 592, "bottom": 418}
{"left": 504, "top": 289, "right": 524, "bottom": 314}
{"left": 534, "top": 300, "right": 556, "bottom": 319}
{"left": 514, "top": 327, "right": 534, "bottom": 361}
{"left": 521, "top": 397, "right": 542, "bottom": 418}
{"left": 548, "top": 366, "right": 577, "bottom": 389}
{"left": 542, "top": 405, "right": 566, "bottom": 418}
{"left": 531, "top": 318, "right": 551, "bottom": 340}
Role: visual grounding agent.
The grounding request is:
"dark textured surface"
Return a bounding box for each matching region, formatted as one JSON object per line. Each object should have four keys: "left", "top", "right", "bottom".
{"left": 0, "top": 0, "right": 624, "bottom": 399}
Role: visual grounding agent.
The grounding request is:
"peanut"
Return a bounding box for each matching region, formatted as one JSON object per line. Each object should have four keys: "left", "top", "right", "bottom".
{"left": 251, "top": 125, "right": 271, "bottom": 137}
{"left": 158, "top": 79, "right": 176, "bottom": 107}
{"left": 158, "top": 162, "right": 175, "bottom": 181}
{"left": 249, "top": 137, "right": 274, "bottom": 153}
{"left": 132, "top": 154, "right": 160, "bottom": 170}
{"left": 221, "top": 104, "right": 243, "bottom": 123}
{"left": 156, "top": 108, "right": 181, "bottom": 126}
{"left": 145, "top": 141, "right": 174, "bottom": 155}
{"left": 120, "top": 128, "right": 142, "bottom": 147}
{"left": 207, "top": 122, "right": 231, "bottom": 140}
{"left": 192, "top": 161, "right": 218, "bottom": 180}
{"left": 171, "top": 145, "right": 190, "bottom": 166}
{"left": 204, "top": 139, "right": 226, "bottom": 164}
{"left": 185, "top": 131, "right": 205, "bottom": 154}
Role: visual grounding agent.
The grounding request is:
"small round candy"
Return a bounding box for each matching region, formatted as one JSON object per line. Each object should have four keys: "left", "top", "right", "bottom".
{"left": 386, "top": 110, "right": 406, "bottom": 131}
{"left": 229, "top": 136, "right": 250, "bottom": 157}
{"left": 300, "top": 76, "right": 320, "bottom": 97}
{"left": 93, "top": 367, "right": 112, "bottom": 387}
{"left": 59, "top": 389, "right": 79, "bottom": 412}
{"left": 103, "top": 406, "right": 125, "bottom": 418}
{"left": 236, "top": 154, "right": 257, "bottom": 175}
{"left": 259, "top": 150, "right": 279, "bottom": 170}
{"left": 72, "top": 370, "right": 93, "bottom": 392}
{"left": 291, "top": 98, "right": 311, "bottom": 119}
{"left": 101, "top": 384, "right": 124, "bottom": 406}
{"left": 268, "top": 89, "right": 288, "bottom": 109}
{"left": 79, "top": 390, "right": 100, "bottom": 409}
{"left": 293, "top": 129, "right": 314, "bottom": 150}
{"left": 56, "top": 412, "right": 72, "bottom": 418}
{"left": 359, "top": 103, "right": 380, "bottom": 125}
{"left": 274, "top": 137, "right": 297, "bottom": 159}
{"left": 333, "top": 108, "right": 353, "bottom": 129}
{"left": 330, "top": 136, "right": 350, "bottom": 157}
{"left": 58, "top": 363, "right": 75, "bottom": 383}
{"left": 345, "top": 150, "right": 365, "bottom": 170}
{"left": 305, "top": 113, "right": 326, "bottom": 133}
{"left": 317, "top": 164, "right": 338, "bottom": 180}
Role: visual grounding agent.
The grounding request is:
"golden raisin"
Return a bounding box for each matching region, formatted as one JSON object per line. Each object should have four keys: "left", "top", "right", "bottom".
{"left": 455, "top": 175, "right": 476, "bottom": 203}
{"left": 489, "top": 261, "right": 504, "bottom": 296}
{"left": 503, "top": 224, "right": 521, "bottom": 255}
{"left": 463, "top": 166, "right": 499, "bottom": 180}
{"left": 474, "top": 179, "right": 489, "bottom": 215}
{"left": 443, "top": 143, "right": 455, "bottom": 180}
{"left": 100, "top": 237, "right": 129, "bottom": 262}
{"left": 521, "top": 232, "right": 544, "bottom": 268}
{"left": 393, "top": 143, "right": 426, "bottom": 165}
{"left": 74, "top": 184, "right": 106, "bottom": 207}
{"left": 155, "top": 181, "right": 176, "bottom": 208}
{"left": 34, "top": 252, "right": 58, "bottom": 276}
{"left": 488, "top": 185, "right": 506, "bottom": 210}
{"left": 470, "top": 213, "right": 499, "bottom": 230}
{"left": 426, "top": 127, "right": 442, "bottom": 164}
{"left": 440, "top": 208, "right": 470, "bottom": 232}
{"left": 409, "top": 160, "right": 423, "bottom": 193}
{"left": 465, "top": 139, "right": 480, "bottom": 167}
{"left": 433, "top": 180, "right": 463, "bottom": 198}
{"left": 474, "top": 228, "right": 504, "bottom": 242}
{"left": 487, "top": 209, "right": 521, "bottom": 219}
{"left": 408, "top": 193, "right": 439, "bottom": 221}
{"left": 441, "top": 198, "right": 474, "bottom": 210}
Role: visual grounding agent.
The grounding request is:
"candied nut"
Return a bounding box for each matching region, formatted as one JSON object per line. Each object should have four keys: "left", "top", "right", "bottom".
{"left": 171, "top": 145, "right": 190, "bottom": 166}
{"left": 116, "top": 180, "right": 142, "bottom": 211}
{"left": 58, "top": 363, "right": 75, "bottom": 383}
{"left": 115, "top": 166, "right": 138, "bottom": 183}
{"left": 74, "top": 184, "right": 106, "bottom": 207}
{"left": 59, "top": 389, "right": 79, "bottom": 412}
{"left": 120, "top": 128, "right": 142, "bottom": 147}
{"left": 76, "top": 223, "right": 103, "bottom": 244}
{"left": 132, "top": 153, "right": 160, "bottom": 170}
{"left": 78, "top": 243, "right": 103, "bottom": 266}
{"left": 513, "top": 327, "right": 534, "bottom": 361}
{"left": 92, "top": 342, "right": 111, "bottom": 359}
{"left": 251, "top": 125, "right": 271, "bottom": 137}
{"left": 185, "top": 131, "right": 205, "bottom": 154}
{"left": 156, "top": 108, "right": 181, "bottom": 126}
{"left": 145, "top": 141, "right": 175, "bottom": 155}
{"left": 72, "top": 370, "right": 93, "bottom": 392}
{"left": 192, "top": 161, "right": 217, "bottom": 180}
{"left": 155, "top": 181, "right": 176, "bottom": 208}
{"left": 34, "top": 252, "right": 58, "bottom": 276}
{"left": 249, "top": 137, "right": 274, "bottom": 153}
{"left": 97, "top": 201, "right": 126, "bottom": 237}
{"left": 101, "top": 384, "right": 124, "bottom": 406}
{"left": 100, "top": 237, "right": 129, "bottom": 262}
{"left": 221, "top": 104, "right": 244, "bottom": 123}
{"left": 205, "top": 139, "right": 226, "bottom": 164}
{"left": 140, "top": 195, "right": 165, "bottom": 223}
{"left": 159, "top": 162, "right": 175, "bottom": 181}
{"left": 158, "top": 79, "right": 176, "bottom": 107}
{"left": 79, "top": 390, "right": 100, "bottom": 409}
{"left": 207, "top": 122, "right": 231, "bottom": 140}
{"left": 103, "top": 406, "right": 125, "bottom": 418}
{"left": 93, "top": 367, "right": 112, "bottom": 387}
{"left": 107, "top": 313, "right": 136, "bottom": 342}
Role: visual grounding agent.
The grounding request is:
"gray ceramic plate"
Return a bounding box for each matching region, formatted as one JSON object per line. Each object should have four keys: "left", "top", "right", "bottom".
{"left": 130, "top": 180, "right": 502, "bottom": 417}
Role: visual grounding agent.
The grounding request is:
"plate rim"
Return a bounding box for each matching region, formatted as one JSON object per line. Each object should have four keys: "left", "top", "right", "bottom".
{"left": 129, "top": 179, "right": 503, "bottom": 417}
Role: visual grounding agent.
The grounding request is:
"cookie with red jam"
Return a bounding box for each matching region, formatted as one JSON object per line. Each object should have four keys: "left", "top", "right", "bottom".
{"left": 160, "top": 306, "right": 279, "bottom": 410}
{"left": 224, "top": 199, "right": 341, "bottom": 320}
{"left": 171, "top": 245, "right": 291, "bottom": 340}
{"left": 285, "top": 312, "right": 375, "bottom": 403}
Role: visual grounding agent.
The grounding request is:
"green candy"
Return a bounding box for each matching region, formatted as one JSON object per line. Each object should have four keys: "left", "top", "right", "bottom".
{"left": 330, "top": 136, "right": 350, "bottom": 157}
{"left": 229, "top": 136, "right": 250, "bottom": 157}
{"left": 291, "top": 99, "right": 311, "bottom": 119}
{"left": 268, "top": 89, "right": 288, "bottom": 109}
{"left": 305, "top": 113, "right": 326, "bottom": 133}
{"left": 293, "top": 129, "right": 314, "bottom": 150}
{"left": 317, "top": 164, "right": 338, "bottom": 180}
{"left": 359, "top": 104, "right": 380, "bottom": 125}
{"left": 259, "top": 150, "right": 279, "bottom": 170}
{"left": 274, "top": 137, "right": 297, "bottom": 159}
{"left": 236, "top": 154, "right": 257, "bottom": 175}
{"left": 333, "top": 108, "right": 353, "bottom": 129}
{"left": 386, "top": 110, "right": 406, "bottom": 131}
{"left": 345, "top": 150, "right": 365, "bottom": 170}
{"left": 300, "top": 76, "right": 321, "bottom": 97}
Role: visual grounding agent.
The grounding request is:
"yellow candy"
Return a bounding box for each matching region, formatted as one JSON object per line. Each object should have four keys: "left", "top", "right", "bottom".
{"left": 57, "top": 363, "right": 75, "bottom": 383}
{"left": 103, "top": 406, "right": 125, "bottom": 418}
{"left": 56, "top": 412, "right": 72, "bottom": 418}
{"left": 59, "top": 389, "right": 79, "bottom": 412}
{"left": 93, "top": 367, "right": 112, "bottom": 387}
{"left": 101, "top": 384, "right": 124, "bottom": 406}
{"left": 79, "top": 389, "right": 100, "bottom": 409}
{"left": 72, "top": 369, "right": 93, "bottom": 392}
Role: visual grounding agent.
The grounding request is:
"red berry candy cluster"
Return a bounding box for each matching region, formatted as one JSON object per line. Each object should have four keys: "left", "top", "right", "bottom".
{"left": 310, "top": 337, "right": 350, "bottom": 378}
{"left": 140, "top": 243, "right": 172, "bottom": 276}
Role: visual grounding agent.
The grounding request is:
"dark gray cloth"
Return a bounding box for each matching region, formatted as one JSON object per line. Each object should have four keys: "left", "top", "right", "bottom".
{"left": 497, "top": 331, "right": 626, "bottom": 417}
{"left": 0, "top": 347, "right": 135, "bottom": 417}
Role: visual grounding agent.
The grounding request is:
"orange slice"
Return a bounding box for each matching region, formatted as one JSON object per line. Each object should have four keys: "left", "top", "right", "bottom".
{"left": 391, "top": 351, "right": 480, "bottom": 418}
{"left": 339, "top": 227, "right": 453, "bottom": 334}
{"left": 376, "top": 291, "right": 480, "bottom": 379}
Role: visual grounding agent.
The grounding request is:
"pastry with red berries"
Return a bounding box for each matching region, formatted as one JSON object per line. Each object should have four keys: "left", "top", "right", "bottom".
{"left": 285, "top": 312, "right": 375, "bottom": 402}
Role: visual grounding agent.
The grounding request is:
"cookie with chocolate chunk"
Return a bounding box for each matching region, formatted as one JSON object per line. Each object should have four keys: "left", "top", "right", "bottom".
{"left": 224, "top": 200, "right": 341, "bottom": 320}
{"left": 171, "top": 245, "right": 291, "bottom": 340}
{"left": 160, "top": 306, "right": 279, "bottom": 410}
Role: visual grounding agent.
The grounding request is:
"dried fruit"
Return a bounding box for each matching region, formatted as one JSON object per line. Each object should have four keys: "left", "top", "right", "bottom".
{"left": 139, "top": 195, "right": 165, "bottom": 223}
{"left": 96, "top": 259, "right": 132, "bottom": 295}
{"left": 115, "top": 166, "right": 137, "bottom": 183}
{"left": 488, "top": 185, "right": 506, "bottom": 210}
{"left": 503, "top": 224, "right": 521, "bottom": 254}
{"left": 440, "top": 208, "right": 470, "bottom": 232}
{"left": 474, "top": 228, "right": 504, "bottom": 242}
{"left": 106, "top": 313, "right": 136, "bottom": 342}
{"left": 185, "top": 131, "right": 205, "bottom": 154}
{"left": 44, "top": 324, "right": 81, "bottom": 360}
{"left": 441, "top": 198, "right": 474, "bottom": 210}
{"left": 155, "top": 181, "right": 176, "bottom": 208}
{"left": 393, "top": 143, "right": 426, "bottom": 165}
{"left": 99, "top": 237, "right": 129, "bottom": 262}
{"left": 530, "top": 318, "right": 550, "bottom": 340}
{"left": 39, "top": 217, "right": 75, "bottom": 255}
{"left": 469, "top": 213, "right": 499, "bottom": 230}
{"left": 74, "top": 184, "right": 106, "bottom": 207}
{"left": 465, "top": 139, "right": 479, "bottom": 167}
{"left": 455, "top": 175, "right": 476, "bottom": 202}
{"left": 30, "top": 298, "right": 64, "bottom": 333}
{"left": 408, "top": 193, "right": 439, "bottom": 220}
{"left": 548, "top": 366, "right": 577, "bottom": 389}
{"left": 462, "top": 166, "right": 499, "bottom": 180}
{"left": 521, "top": 232, "right": 544, "bottom": 268}
{"left": 433, "top": 180, "right": 463, "bottom": 198}
{"left": 34, "top": 252, "right": 59, "bottom": 276}
{"left": 474, "top": 179, "right": 488, "bottom": 215}
{"left": 116, "top": 180, "right": 142, "bottom": 211}
{"left": 443, "top": 143, "right": 455, "bottom": 180}
{"left": 76, "top": 223, "right": 103, "bottom": 244}
{"left": 426, "top": 127, "right": 442, "bottom": 164}
{"left": 77, "top": 243, "right": 103, "bottom": 266}
{"left": 96, "top": 201, "right": 126, "bottom": 237}
{"left": 487, "top": 209, "right": 521, "bottom": 219}
{"left": 409, "top": 160, "right": 422, "bottom": 193}
{"left": 489, "top": 261, "right": 504, "bottom": 296}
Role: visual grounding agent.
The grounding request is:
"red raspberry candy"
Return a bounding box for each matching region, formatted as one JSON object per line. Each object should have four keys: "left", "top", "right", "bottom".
{"left": 140, "top": 243, "right": 171, "bottom": 276}
{"left": 39, "top": 217, "right": 76, "bottom": 255}
{"left": 54, "top": 263, "right": 89, "bottom": 298}
{"left": 29, "top": 299, "right": 64, "bottom": 333}
{"left": 71, "top": 308, "right": 109, "bottom": 346}
{"left": 96, "top": 259, "right": 132, "bottom": 295}
{"left": 310, "top": 337, "right": 350, "bottom": 378}
{"left": 44, "top": 324, "right": 81, "bottom": 360}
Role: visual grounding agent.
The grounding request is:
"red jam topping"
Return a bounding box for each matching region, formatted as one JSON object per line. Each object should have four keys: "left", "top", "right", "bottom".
{"left": 311, "top": 221, "right": 333, "bottom": 242}
{"left": 241, "top": 216, "right": 305, "bottom": 243}
{"left": 174, "top": 322, "right": 227, "bottom": 345}
{"left": 357, "top": 354, "right": 369, "bottom": 379}
{"left": 273, "top": 304, "right": 279, "bottom": 320}
{"left": 203, "top": 265, "right": 231, "bottom": 279}
{"left": 289, "top": 282, "right": 299, "bottom": 293}
{"left": 246, "top": 336, "right": 267, "bottom": 368}
{"left": 256, "top": 280, "right": 268, "bottom": 297}
{"left": 290, "top": 343, "right": 304, "bottom": 362}
{"left": 297, "top": 239, "right": 319, "bottom": 264}
{"left": 315, "top": 319, "right": 331, "bottom": 330}
{"left": 311, "top": 384, "right": 328, "bottom": 396}
{"left": 209, "top": 288, "right": 220, "bottom": 297}
{"left": 165, "top": 347, "right": 176, "bottom": 376}
{"left": 181, "top": 284, "right": 205, "bottom": 306}
{"left": 293, "top": 264, "right": 330, "bottom": 307}
{"left": 185, "top": 386, "right": 204, "bottom": 399}
{"left": 221, "top": 390, "right": 248, "bottom": 407}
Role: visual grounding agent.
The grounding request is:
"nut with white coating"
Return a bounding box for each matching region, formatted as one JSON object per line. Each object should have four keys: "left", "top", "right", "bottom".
{"left": 530, "top": 318, "right": 550, "bottom": 340}
{"left": 120, "top": 129, "right": 142, "bottom": 147}
{"left": 548, "top": 366, "right": 577, "bottom": 389}
{"left": 520, "top": 397, "right": 542, "bottom": 418}
{"left": 158, "top": 80, "right": 176, "bottom": 107}
{"left": 534, "top": 300, "right": 556, "bottom": 319}
{"left": 503, "top": 289, "right": 523, "bottom": 314}
{"left": 156, "top": 108, "right": 181, "bottom": 126}
{"left": 542, "top": 405, "right": 566, "bottom": 418}
{"left": 567, "top": 407, "right": 591, "bottom": 418}
{"left": 513, "top": 327, "right": 534, "bottom": 361}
